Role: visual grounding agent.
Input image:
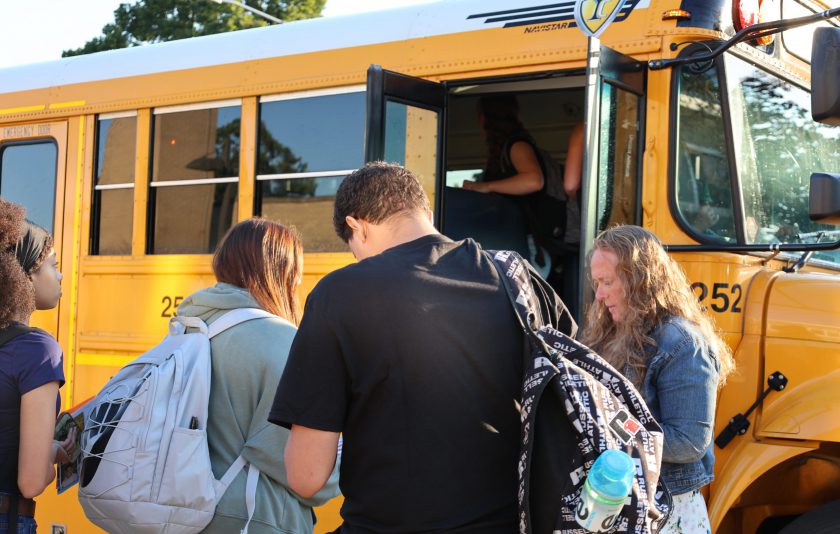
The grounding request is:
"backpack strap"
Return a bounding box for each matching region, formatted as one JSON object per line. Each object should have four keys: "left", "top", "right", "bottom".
{"left": 215, "top": 454, "right": 262, "bottom": 534}
{"left": 486, "top": 250, "right": 577, "bottom": 338}
{"left": 206, "top": 309, "right": 277, "bottom": 533}
{"left": 242, "top": 463, "right": 260, "bottom": 534}
{"left": 208, "top": 308, "right": 285, "bottom": 339}
{"left": 0, "top": 324, "right": 38, "bottom": 349}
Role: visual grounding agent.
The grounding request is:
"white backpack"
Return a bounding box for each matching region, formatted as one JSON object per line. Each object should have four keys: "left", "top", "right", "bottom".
{"left": 78, "top": 308, "right": 276, "bottom": 534}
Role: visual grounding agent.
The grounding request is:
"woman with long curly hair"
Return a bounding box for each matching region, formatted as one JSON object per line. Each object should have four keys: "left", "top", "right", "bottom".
{"left": 582, "top": 225, "right": 734, "bottom": 534}
{"left": 0, "top": 198, "right": 74, "bottom": 534}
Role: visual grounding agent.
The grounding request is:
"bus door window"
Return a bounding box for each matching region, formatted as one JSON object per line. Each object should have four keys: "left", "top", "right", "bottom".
{"left": 256, "top": 90, "right": 365, "bottom": 252}
{"left": 92, "top": 113, "right": 136, "bottom": 255}
{"left": 0, "top": 141, "right": 58, "bottom": 233}
{"left": 674, "top": 63, "right": 738, "bottom": 242}
{"left": 383, "top": 101, "right": 439, "bottom": 215}
{"left": 595, "top": 82, "right": 641, "bottom": 232}
{"left": 149, "top": 101, "right": 241, "bottom": 254}
{"left": 723, "top": 54, "right": 840, "bottom": 265}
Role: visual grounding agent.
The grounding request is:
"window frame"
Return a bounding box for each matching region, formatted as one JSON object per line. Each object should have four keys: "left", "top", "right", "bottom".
{"left": 0, "top": 138, "right": 59, "bottom": 234}
{"left": 253, "top": 86, "right": 365, "bottom": 234}
{"left": 91, "top": 111, "right": 138, "bottom": 255}
{"left": 147, "top": 98, "right": 243, "bottom": 254}
{"left": 595, "top": 78, "right": 646, "bottom": 232}
{"left": 254, "top": 84, "right": 365, "bottom": 183}
{"left": 668, "top": 45, "right": 840, "bottom": 269}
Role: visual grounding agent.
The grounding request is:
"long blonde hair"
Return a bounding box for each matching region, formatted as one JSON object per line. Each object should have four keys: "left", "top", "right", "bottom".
{"left": 581, "top": 225, "right": 734, "bottom": 386}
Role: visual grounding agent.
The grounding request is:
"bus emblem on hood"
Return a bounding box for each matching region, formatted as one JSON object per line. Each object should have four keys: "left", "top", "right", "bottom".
{"left": 574, "top": 0, "right": 627, "bottom": 37}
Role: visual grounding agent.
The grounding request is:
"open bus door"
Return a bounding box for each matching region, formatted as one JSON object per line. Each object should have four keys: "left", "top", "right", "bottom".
{"left": 364, "top": 55, "right": 646, "bottom": 323}
{"left": 365, "top": 65, "right": 447, "bottom": 221}
{"left": 579, "top": 38, "right": 646, "bottom": 317}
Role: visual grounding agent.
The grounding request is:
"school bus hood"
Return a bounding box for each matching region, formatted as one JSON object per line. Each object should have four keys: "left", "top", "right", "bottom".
{"left": 758, "top": 271, "right": 840, "bottom": 442}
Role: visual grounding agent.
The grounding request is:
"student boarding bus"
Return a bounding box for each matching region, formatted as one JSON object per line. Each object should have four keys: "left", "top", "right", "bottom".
{"left": 1, "top": 0, "right": 839, "bottom": 532}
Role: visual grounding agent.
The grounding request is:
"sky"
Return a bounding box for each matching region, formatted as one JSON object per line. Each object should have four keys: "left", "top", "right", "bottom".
{"left": 0, "top": 0, "right": 434, "bottom": 69}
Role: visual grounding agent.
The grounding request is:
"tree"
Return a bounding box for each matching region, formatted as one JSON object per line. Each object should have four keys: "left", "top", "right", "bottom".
{"left": 63, "top": 0, "right": 325, "bottom": 57}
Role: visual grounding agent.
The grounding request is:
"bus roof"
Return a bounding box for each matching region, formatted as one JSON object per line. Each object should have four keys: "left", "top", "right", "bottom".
{"left": 0, "top": 0, "right": 649, "bottom": 95}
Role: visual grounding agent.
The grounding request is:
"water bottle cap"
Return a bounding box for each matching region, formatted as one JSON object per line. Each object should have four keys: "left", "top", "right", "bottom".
{"left": 599, "top": 449, "right": 634, "bottom": 481}
{"left": 587, "top": 449, "right": 635, "bottom": 500}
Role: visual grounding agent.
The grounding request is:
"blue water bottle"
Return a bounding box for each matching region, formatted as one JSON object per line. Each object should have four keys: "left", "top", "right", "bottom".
{"left": 574, "top": 449, "right": 635, "bottom": 533}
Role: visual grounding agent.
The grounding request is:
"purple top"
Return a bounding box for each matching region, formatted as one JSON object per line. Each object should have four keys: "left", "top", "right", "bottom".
{"left": 0, "top": 327, "right": 64, "bottom": 495}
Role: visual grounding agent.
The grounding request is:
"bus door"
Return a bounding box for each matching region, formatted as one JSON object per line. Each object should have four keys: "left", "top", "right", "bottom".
{"left": 579, "top": 39, "right": 646, "bottom": 315}
{"left": 0, "top": 121, "right": 68, "bottom": 340}
{"left": 364, "top": 65, "right": 447, "bottom": 221}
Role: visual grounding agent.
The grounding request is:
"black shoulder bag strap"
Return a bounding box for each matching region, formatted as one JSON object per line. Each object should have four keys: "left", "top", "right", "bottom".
{"left": 0, "top": 323, "right": 39, "bottom": 529}
{"left": 487, "top": 249, "right": 585, "bottom": 534}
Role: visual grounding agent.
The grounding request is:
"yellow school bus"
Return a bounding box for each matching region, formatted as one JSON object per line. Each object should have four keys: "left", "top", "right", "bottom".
{"left": 1, "top": 0, "right": 839, "bottom": 532}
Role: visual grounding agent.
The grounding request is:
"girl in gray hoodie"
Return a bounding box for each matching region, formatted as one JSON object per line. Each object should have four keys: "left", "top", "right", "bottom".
{"left": 178, "top": 218, "right": 339, "bottom": 534}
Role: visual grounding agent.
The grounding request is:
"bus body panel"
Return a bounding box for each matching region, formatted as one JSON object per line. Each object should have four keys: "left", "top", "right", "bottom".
{"left": 0, "top": 1, "right": 836, "bottom": 532}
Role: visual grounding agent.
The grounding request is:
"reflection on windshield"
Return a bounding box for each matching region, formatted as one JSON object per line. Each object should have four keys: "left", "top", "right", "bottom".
{"left": 675, "top": 54, "right": 840, "bottom": 266}
{"left": 725, "top": 54, "right": 840, "bottom": 264}
{"left": 675, "top": 64, "right": 737, "bottom": 242}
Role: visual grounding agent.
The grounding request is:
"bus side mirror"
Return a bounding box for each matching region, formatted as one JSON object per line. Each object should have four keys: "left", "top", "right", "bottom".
{"left": 812, "top": 27, "right": 840, "bottom": 125}
{"left": 810, "top": 173, "right": 840, "bottom": 225}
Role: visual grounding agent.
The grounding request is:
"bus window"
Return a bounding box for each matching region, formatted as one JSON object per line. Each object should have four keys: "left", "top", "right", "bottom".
{"left": 596, "top": 83, "right": 641, "bottom": 231}
{"left": 724, "top": 54, "right": 840, "bottom": 265}
{"left": 92, "top": 113, "right": 136, "bottom": 255}
{"left": 257, "top": 90, "right": 364, "bottom": 252}
{"left": 149, "top": 102, "right": 240, "bottom": 254}
{"left": 674, "top": 63, "right": 738, "bottom": 242}
{"left": 383, "top": 101, "right": 438, "bottom": 209}
{"left": 0, "top": 141, "right": 57, "bottom": 233}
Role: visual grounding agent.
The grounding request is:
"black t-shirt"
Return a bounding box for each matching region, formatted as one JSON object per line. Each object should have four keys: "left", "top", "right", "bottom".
{"left": 270, "top": 234, "right": 524, "bottom": 533}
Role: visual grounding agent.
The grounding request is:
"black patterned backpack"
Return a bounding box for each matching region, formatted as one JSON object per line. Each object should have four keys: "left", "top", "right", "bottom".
{"left": 488, "top": 250, "right": 672, "bottom": 534}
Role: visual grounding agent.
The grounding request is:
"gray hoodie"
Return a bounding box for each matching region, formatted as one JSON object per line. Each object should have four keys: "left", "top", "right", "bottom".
{"left": 178, "top": 283, "right": 339, "bottom": 534}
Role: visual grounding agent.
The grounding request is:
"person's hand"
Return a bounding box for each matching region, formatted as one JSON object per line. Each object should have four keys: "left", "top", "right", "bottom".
{"left": 53, "top": 427, "right": 77, "bottom": 464}
{"left": 694, "top": 205, "right": 719, "bottom": 231}
{"left": 462, "top": 180, "right": 491, "bottom": 193}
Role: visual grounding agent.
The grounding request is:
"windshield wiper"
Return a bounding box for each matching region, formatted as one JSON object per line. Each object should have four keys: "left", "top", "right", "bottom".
{"left": 796, "top": 229, "right": 840, "bottom": 241}
{"left": 782, "top": 230, "right": 840, "bottom": 271}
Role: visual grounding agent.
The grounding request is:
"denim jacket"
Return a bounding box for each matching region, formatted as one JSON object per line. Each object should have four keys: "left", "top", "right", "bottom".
{"left": 639, "top": 317, "right": 720, "bottom": 495}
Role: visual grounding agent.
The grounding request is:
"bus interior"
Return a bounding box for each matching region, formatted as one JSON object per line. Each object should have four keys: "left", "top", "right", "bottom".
{"left": 442, "top": 74, "right": 587, "bottom": 312}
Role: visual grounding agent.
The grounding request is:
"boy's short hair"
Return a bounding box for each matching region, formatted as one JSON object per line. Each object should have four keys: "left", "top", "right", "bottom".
{"left": 333, "top": 162, "right": 431, "bottom": 243}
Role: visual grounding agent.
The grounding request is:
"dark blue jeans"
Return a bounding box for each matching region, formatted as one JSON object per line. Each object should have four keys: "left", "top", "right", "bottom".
{"left": 0, "top": 514, "right": 37, "bottom": 534}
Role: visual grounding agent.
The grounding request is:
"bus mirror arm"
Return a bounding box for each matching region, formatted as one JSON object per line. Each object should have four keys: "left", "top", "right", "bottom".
{"left": 715, "top": 371, "right": 788, "bottom": 449}
{"left": 648, "top": 7, "right": 840, "bottom": 71}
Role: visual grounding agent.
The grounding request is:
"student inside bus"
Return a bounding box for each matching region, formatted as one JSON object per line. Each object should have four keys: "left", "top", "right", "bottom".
{"left": 459, "top": 95, "right": 583, "bottom": 315}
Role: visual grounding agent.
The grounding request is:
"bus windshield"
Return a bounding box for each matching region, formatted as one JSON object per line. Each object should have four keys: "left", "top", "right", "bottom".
{"left": 675, "top": 52, "right": 840, "bottom": 266}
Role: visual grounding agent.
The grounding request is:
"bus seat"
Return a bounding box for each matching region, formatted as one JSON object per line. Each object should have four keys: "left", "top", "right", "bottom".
{"left": 443, "top": 186, "right": 530, "bottom": 258}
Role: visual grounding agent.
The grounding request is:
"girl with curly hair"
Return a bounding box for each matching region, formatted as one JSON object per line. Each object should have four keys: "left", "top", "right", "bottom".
{"left": 582, "top": 225, "right": 735, "bottom": 534}
{"left": 0, "top": 198, "right": 73, "bottom": 534}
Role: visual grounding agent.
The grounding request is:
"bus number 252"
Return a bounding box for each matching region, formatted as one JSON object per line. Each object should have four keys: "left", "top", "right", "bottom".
{"left": 691, "top": 282, "right": 742, "bottom": 313}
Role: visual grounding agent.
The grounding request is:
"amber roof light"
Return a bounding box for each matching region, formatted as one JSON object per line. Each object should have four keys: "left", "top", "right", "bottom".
{"left": 662, "top": 9, "right": 691, "bottom": 21}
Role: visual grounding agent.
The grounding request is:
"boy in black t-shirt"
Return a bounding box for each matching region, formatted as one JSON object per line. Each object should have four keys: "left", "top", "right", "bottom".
{"left": 269, "top": 162, "right": 574, "bottom": 534}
